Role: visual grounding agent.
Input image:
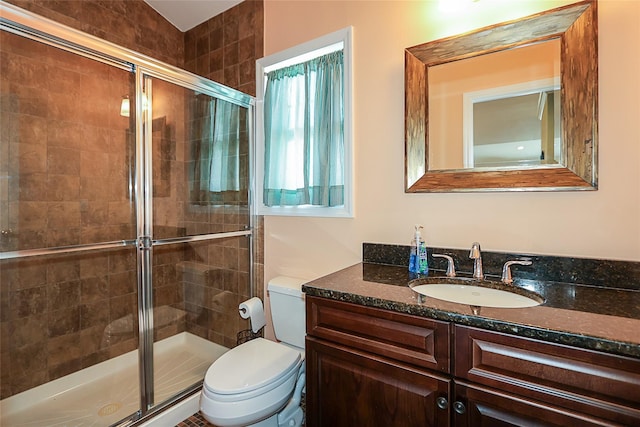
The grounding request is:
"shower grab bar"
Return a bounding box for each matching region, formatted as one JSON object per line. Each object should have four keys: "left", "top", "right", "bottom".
{"left": 152, "top": 230, "right": 252, "bottom": 246}
{"left": 0, "top": 239, "right": 135, "bottom": 260}
{"left": 0, "top": 230, "right": 252, "bottom": 260}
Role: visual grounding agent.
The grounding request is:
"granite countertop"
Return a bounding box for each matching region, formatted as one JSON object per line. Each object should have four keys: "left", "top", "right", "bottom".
{"left": 302, "top": 263, "right": 640, "bottom": 359}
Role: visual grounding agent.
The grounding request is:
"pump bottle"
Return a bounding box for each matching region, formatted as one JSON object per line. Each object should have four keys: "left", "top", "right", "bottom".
{"left": 409, "top": 225, "right": 428, "bottom": 275}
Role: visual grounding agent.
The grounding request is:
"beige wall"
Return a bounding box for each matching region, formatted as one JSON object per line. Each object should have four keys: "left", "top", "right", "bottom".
{"left": 261, "top": 0, "right": 640, "bottom": 295}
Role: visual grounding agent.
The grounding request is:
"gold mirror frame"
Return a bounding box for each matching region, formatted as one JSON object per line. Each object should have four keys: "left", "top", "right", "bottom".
{"left": 405, "top": 0, "right": 597, "bottom": 192}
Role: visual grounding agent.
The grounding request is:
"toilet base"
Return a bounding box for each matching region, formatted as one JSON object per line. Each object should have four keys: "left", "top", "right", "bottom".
{"left": 201, "top": 396, "right": 302, "bottom": 427}
{"left": 247, "top": 413, "right": 277, "bottom": 427}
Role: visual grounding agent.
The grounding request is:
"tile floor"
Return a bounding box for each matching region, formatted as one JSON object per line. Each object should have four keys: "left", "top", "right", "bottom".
{"left": 176, "top": 412, "right": 215, "bottom": 427}
{"left": 177, "top": 393, "right": 306, "bottom": 427}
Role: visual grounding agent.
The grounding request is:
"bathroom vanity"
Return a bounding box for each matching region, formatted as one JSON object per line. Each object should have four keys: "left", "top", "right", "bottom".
{"left": 302, "top": 259, "right": 640, "bottom": 426}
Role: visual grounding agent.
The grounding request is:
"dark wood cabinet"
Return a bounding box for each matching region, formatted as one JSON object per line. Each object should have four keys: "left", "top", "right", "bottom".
{"left": 454, "top": 325, "right": 640, "bottom": 425}
{"left": 306, "top": 337, "right": 450, "bottom": 427}
{"left": 306, "top": 295, "right": 450, "bottom": 372}
{"left": 306, "top": 296, "right": 640, "bottom": 427}
{"left": 306, "top": 296, "right": 452, "bottom": 427}
{"left": 453, "top": 381, "right": 626, "bottom": 427}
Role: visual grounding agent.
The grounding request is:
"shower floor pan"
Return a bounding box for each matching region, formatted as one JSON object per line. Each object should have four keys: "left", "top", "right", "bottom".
{"left": 1, "top": 332, "right": 228, "bottom": 426}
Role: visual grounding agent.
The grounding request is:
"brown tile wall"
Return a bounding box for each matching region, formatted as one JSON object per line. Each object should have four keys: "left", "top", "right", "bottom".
{"left": 180, "top": 237, "right": 252, "bottom": 348}
{"left": 180, "top": 92, "right": 253, "bottom": 347}
{"left": 0, "top": 29, "right": 139, "bottom": 398}
{"left": 0, "top": 248, "right": 139, "bottom": 398}
{"left": 1, "top": 32, "right": 136, "bottom": 252}
{"left": 184, "top": 0, "right": 264, "bottom": 97}
{"left": 149, "top": 88, "right": 191, "bottom": 344}
{"left": 4, "top": 0, "right": 184, "bottom": 67}
{"left": 0, "top": 0, "right": 265, "bottom": 399}
{"left": 150, "top": 81, "right": 255, "bottom": 348}
{"left": 190, "top": 0, "right": 266, "bottom": 329}
{"left": 184, "top": 0, "right": 264, "bottom": 334}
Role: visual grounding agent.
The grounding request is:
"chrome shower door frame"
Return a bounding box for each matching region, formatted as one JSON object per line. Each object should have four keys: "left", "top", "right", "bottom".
{"left": 134, "top": 66, "right": 255, "bottom": 416}
{"left": 0, "top": 2, "right": 256, "bottom": 424}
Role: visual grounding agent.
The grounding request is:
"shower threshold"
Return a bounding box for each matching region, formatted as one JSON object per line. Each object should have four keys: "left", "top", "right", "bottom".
{"left": 1, "top": 332, "right": 228, "bottom": 427}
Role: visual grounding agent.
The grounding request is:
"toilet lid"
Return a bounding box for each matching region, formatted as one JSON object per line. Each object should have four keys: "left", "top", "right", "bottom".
{"left": 204, "top": 338, "right": 301, "bottom": 395}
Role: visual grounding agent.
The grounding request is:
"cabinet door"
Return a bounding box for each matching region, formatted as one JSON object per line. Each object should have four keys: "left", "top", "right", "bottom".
{"left": 455, "top": 325, "right": 640, "bottom": 424}
{"left": 454, "top": 381, "right": 625, "bottom": 427}
{"left": 307, "top": 296, "right": 450, "bottom": 373}
{"left": 306, "top": 336, "right": 451, "bottom": 427}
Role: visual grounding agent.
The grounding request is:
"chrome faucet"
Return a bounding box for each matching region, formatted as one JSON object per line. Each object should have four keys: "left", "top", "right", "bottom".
{"left": 501, "top": 259, "right": 533, "bottom": 284}
{"left": 433, "top": 254, "right": 456, "bottom": 277}
{"left": 469, "top": 242, "right": 483, "bottom": 279}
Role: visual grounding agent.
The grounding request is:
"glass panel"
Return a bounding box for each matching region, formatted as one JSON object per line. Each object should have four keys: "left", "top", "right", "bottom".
{"left": 149, "top": 78, "right": 251, "bottom": 240}
{"left": 0, "top": 31, "right": 136, "bottom": 252}
{"left": 0, "top": 31, "right": 138, "bottom": 426}
{"left": 151, "top": 237, "right": 250, "bottom": 405}
{"left": 0, "top": 247, "right": 139, "bottom": 425}
{"left": 147, "top": 75, "right": 253, "bottom": 408}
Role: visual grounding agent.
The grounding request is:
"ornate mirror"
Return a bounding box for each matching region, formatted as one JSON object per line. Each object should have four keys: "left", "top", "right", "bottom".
{"left": 405, "top": 0, "right": 597, "bottom": 192}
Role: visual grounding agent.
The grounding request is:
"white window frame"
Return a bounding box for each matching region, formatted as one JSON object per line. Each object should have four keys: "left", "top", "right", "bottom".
{"left": 255, "top": 26, "right": 354, "bottom": 218}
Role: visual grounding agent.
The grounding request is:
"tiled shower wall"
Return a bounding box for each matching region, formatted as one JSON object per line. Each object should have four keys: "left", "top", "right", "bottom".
{"left": 1, "top": 0, "right": 265, "bottom": 399}
{"left": 4, "top": 0, "right": 184, "bottom": 67}
{"left": 0, "top": 30, "right": 138, "bottom": 397}
{"left": 184, "top": 0, "right": 263, "bottom": 98}
{"left": 182, "top": 0, "right": 265, "bottom": 303}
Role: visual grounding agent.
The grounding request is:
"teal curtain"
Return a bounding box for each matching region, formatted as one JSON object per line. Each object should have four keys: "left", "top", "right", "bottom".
{"left": 263, "top": 50, "right": 344, "bottom": 207}
{"left": 193, "top": 97, "right": 241, "bottom": 203}
{"left": 206, "top": 99, "right": 240, "bottom": 193}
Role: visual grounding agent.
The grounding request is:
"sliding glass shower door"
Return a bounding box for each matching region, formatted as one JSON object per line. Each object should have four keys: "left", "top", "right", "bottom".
{"left": 0, "top": 28, "right": 143, "bottom": 425}
{"left": 0, "top": 3, "right": 255, "bottom": 425}
{"left": 139, "top": 73, "right": 253, "bottom": 412}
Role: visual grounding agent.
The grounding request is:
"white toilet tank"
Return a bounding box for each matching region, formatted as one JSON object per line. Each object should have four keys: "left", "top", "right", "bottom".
{"left": 268, "top": 276, "right": 307, "bottom": 349}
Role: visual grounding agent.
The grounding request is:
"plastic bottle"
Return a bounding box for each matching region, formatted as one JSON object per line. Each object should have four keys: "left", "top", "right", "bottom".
{"left": 409, "top": 225, "right": 428, "bottom": 275}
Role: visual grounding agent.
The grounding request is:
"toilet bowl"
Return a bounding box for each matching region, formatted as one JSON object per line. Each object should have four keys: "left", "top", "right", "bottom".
{"left": 200, "top": 276, "right": 307, "bottom": 427}
{"left": 200, "top": 338, "right": 304, "bottom": 426}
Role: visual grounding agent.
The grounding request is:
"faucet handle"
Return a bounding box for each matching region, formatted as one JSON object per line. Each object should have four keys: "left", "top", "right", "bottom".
{"left": 501, "top": 259, "right": 533, "bottom": 284}
{"left": 433, "top": 254, "right": 456, "bottom": 277}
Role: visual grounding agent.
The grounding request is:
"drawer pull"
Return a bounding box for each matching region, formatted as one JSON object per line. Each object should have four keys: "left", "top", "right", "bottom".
{"left": 436, "top": 396, "right": 448, "bottom": 410}
{"left": 453, "top": 401, "right": 467, "bottom": 415}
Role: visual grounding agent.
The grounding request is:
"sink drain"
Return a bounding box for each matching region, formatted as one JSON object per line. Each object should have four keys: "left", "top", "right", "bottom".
{"left": 98, "top": 402, "right": 122, "bottom": 416}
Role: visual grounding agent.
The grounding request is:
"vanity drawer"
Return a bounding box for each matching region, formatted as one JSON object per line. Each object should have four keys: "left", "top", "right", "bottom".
{"left": 454, "top": 325, "right": 640, "bottom": 423}
{"left": 306, "top": 296, "right": 450, "bottom": 373}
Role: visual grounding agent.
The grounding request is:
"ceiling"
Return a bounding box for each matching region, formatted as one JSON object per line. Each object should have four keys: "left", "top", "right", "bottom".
{"left": 143, "top": 0, "right": 243, "bottom": 32}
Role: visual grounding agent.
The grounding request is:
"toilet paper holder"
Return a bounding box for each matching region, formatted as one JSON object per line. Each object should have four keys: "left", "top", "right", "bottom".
{"left": 238, "top": 297, "right": 266, "bottom": 345}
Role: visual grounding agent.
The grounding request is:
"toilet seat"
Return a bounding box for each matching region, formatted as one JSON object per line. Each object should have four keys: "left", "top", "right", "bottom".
{"left": 203, "top": 338, "right": 301, "bottom": 400}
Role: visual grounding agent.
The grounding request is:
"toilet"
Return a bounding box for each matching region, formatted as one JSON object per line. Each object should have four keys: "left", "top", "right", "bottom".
{"left": 200, "top": 276, "right": 307, "bottom": 427}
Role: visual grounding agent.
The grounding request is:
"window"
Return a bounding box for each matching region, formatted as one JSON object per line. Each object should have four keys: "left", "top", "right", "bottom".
{"left": 256, "top": 27, "right": 353, "bottom": 217}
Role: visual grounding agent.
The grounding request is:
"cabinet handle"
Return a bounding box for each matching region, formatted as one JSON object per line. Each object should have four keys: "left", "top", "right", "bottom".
{"left": 436, "top": 396, "right": 448, "bottom": 410}
{"left": 453, "top": 401, "right": 466, "bottom": 415}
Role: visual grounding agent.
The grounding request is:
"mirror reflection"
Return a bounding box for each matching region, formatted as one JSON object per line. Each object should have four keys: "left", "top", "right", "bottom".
{"left": 428, "top": 38, "right": 561, "bottom": 171}
{"left": 473, "top": 88, "right": 561, "bottom": 168}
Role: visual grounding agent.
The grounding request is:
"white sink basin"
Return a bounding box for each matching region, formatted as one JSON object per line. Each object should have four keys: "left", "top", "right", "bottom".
{"left": 409, "top": 278, "right": 543, "bottom": 308}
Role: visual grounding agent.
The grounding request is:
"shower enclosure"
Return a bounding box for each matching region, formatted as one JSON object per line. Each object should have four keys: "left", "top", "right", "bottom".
{"left": 0, "top": 3, "right": 255, "bottom": 426}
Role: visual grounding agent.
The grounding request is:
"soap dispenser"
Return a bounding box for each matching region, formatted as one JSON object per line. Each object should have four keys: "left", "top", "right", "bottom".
{"left": 409, "top": 225, "right": 428, "bottom": 275}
